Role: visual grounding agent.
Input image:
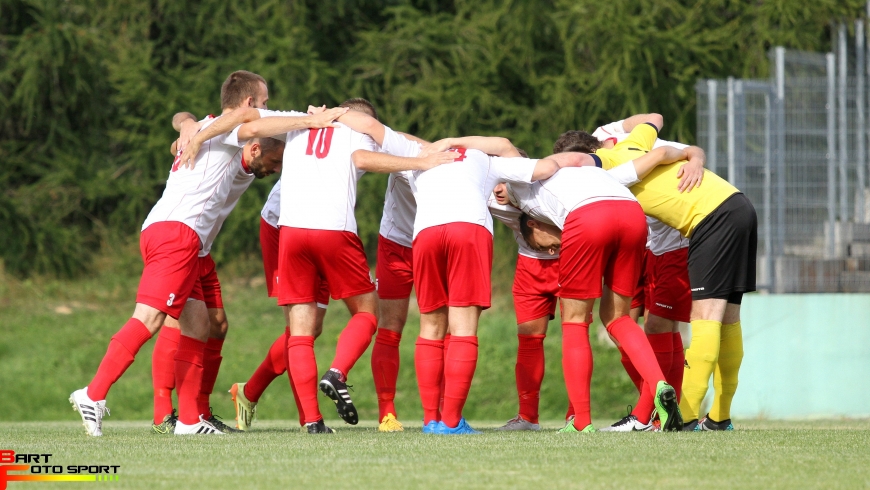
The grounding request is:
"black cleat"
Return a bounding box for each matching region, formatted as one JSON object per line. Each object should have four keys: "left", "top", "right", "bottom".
{"left": 207, "top": 410, "right": 242, "bottom": 433}
{"left": 699, "top": 414, "right": 734, "bottom": 431}
{"left": 306, "top": 419, "right": 335, "bottom": 434}
{"left": 682, "top": 419, "right": 700, "bottom": 431}
{"left": 319, "top": 369, "right": 359, "bottom": 425}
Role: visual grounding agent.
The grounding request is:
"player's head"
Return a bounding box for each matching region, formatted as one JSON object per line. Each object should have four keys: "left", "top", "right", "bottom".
{"left": 245, "top": 137, "right": 284, "bottom": 178}
{"left": 515, "top": 147, "right": 529, "bottom": 158}
{"left": 553, "top": 130, "right": 601, "bottom": 154}
{"left": 519, "top": 213, "right": 562, "bottom": 255}
{"left": 221, "top": 70, "right": 269, "bottom": 110}
{"left": 340, "top": 98, "right": 378, "bottom": 120}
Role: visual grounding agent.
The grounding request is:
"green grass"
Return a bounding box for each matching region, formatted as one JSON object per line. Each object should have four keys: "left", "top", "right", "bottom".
{"left": 3, "top": 420, "right": 870, "bottom": 489}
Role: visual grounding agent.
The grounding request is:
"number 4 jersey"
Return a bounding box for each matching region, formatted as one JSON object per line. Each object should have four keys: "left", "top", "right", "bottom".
{"left": 277, "top": 123, "right": 379, "bottom": 234}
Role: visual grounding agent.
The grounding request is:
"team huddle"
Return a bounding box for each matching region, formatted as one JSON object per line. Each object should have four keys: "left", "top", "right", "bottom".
{"left": 69, "top": 70, "right": 756, "bottom": 436}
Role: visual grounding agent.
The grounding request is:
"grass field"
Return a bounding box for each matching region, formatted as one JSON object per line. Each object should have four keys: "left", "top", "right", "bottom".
{"left": 4, "top": 419, "right": 870, "bottom": 489}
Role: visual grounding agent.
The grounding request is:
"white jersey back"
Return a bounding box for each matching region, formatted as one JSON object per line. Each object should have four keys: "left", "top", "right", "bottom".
{"left": 277, "top": 123, "right": 378, "bottom": 233}
{"left": 508, "top": 167, "right": 636, "bottom": 230}
{"left": 261, "top": 179, "right": 281, "bottom": 228}
{"left": 200, "top": 163, "right": 256, "bottom": 256}
{"left": 593, "top": 120, "right": 689, "bottom": 255}
{"left": 377, "top": 127, "right": 420, "bottom": 247}
{"left": 142, "top": 116, "right": 246, "bottom": 246}
{"left": 487, "top": 196, "right": 556, "bottom": 260}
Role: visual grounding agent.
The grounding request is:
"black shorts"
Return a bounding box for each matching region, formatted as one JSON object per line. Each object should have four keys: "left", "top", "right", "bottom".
{"left": 687, "top": 193, "right": 757, "bottom": 301}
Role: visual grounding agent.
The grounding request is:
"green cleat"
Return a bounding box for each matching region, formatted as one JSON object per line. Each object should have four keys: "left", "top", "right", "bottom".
{"left": 558, "top": 418, "right": 596, "bottom": 433}
{"left": 152, "top": 410, "right": 177, "bottom": 435}
{"left": 229, "top": 382, "right": 257, "bottom": 431}
{"left": 653, "top": 381, "right": 683, "bottom": 431}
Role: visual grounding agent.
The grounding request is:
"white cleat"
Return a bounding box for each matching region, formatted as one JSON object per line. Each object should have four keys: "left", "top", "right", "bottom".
{"left": 599, "top": 414, "right": 653, "bottom": 432}
{"left": 496, "top": 415, "right": 541, "bottom": 431}
{"left": 69, "top": 388, "right": 109, "bottom": 437}
{"left": 174, "top": 415, "right": 225, "bottom": 435}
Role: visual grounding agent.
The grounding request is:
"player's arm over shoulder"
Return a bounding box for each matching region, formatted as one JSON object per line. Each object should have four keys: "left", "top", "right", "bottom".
{"left": 620, "top": 113, "right": 663, "bottom": 152}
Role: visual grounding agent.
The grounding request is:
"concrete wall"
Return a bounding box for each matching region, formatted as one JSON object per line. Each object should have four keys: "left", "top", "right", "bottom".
{"left": 731, "top": 294, "right": 870, "bottom": 418}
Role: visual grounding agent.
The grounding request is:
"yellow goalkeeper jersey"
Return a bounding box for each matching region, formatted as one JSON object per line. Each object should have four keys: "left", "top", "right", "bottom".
{"left": 595, "top": 123, "right": 739, "bottom": 237}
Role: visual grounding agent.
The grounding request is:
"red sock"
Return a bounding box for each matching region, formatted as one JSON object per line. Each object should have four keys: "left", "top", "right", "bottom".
{"left": 562, "top": 322, "right": 593, "bottom": 429}
{"left": 245, "top": 331, "right": 287, "bottom": 403}
{"left": 330, "top": 312, "right": 377, "bottom": 378}
{"left": 371, "top": 328, "right": 402, "bottom": 419}
{"left": 606, "top": 316, "right": 664, "bottom": 386}
{"left": 565, "top": 402, "right": 575, "bottom": 422}
{"left": 618, "top": 346, "right": 643, "bottom": 393}
{"left": 670, "top": 332, "right": 685, "bottom": 401}
{"left": 415, "top": 337, "right": 444, "bottom": 425}
{"left": 631, "top": 333, "right": 672, "bottom": 423}
{"left": 151, "top": 326, "right": 179, "bottom": 424}
{"left": 516, "top": 334, "right": 546, "bottom": 424}
{"left": 439, "top": 333, "right": 451, "bottom": 412}
{"left": 175, "top": 335, "right": 206, "bottom": 425}
{"left": 197, "top": 337, "right": 224, "bottom": 419}
{"left": 287, "top": 335, "right": 321, "bottom": 424}
{"left": 87, "top": 318, "right": 152, "bottom": 401}
{"left": 442, "top": 336, "right": 479, "bottom": 428}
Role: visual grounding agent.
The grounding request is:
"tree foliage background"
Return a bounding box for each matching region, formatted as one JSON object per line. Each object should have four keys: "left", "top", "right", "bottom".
{"left": 0, "top": 0, "right": 864, "bottom": 277}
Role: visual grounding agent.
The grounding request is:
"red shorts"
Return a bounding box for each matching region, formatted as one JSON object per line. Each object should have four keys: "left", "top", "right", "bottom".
{"left": 512, "top": 255, "right": 560, "bottom": 324}
{"left": 189, "top": 254, "right": 223, "bottom": 309}
{"left": 412, "top": 223, "right": 493, "bottom": 313}
{"left": 645, "top": 247, "right": 691, "bottom": 322}
{"left": 276, "top": 227, "right": 374, "bottom": 305}
{"left": 376, "top": 235, "right": 414, "bottom": 300}
{"left": 261, "top": 220, "right": 329, "bottom": 306}
{"left": 558, "top": 200, "right": 647, "bottom": 300}
{"left": 630, "top": 250, "right": 648, "bottom": 310}
{"left": 136, "top": 221, "right": 201, "bottom": 319}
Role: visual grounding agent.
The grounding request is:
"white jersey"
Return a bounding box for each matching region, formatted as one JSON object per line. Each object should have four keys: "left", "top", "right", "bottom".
{"left": 378, "top": 128, "right": 418, "bottom": 247}
{"left": 487, "top": 196, "right": 556, "bottom": 260}
{"left": 142, "top": 116, "right": 248, "bottom": 246}
{"left": 507, "top": 166, "right": 636, "bottom": 230}
{"left": 200, "top": 162, "right": 256, "bottom": 256}
{"left": 593, "top": 120, "right": 689, "bottom": 255}
{"left": 261, "top": 179, "right": 281, "bottom": 228}
{"left": 277, "top": 123, "right": 378, "bottom": 233}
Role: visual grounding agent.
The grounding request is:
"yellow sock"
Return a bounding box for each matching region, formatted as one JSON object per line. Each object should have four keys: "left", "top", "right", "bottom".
{"left": 679, "top": 320, "right": 722, "bottom": 421}
{"left": 709, "top": 321, "right": 743, "bottom": 422}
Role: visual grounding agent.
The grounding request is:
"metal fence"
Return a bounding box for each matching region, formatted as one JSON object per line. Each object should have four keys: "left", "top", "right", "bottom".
{"left": 696, "top": 23, "right": 870, "bottom": 293}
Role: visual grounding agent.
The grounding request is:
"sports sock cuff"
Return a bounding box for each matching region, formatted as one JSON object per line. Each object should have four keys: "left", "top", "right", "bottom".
{"left": 355, "top": 312, "right": 378, "bottom": 331}
{"left": 562, "top": 322, "right": 590, "bottom": 332}
{"left": 604, "top": 315, "right": 635, "bottom": 337}
{"left": 517, "top": 334, "right": 546, "bottom": 342}
{"left": 691, "top": 319, "right": 723, "bottom": 337}
{"left": 646, "top": 332, "right": 672, "bottom": 351}
{"left": 175, "top": 335, "right": 206, "bottom": 365}
{"left": 415, "top": 337, "right": 444, "bottom": 349}
{"left": 376, "top": 328, "right": 402, "bottom": 347}
{"left": 286, "top": 335, "right": 315, "bottom": 348}
{"left": 205, "top": 337, "right": 224, "bottom": 353}
{"left": 447, "top": 335, "right": 478, "bottom": 347}
{"left": 721, "top": 321, "right": 742, "bottom": 339}
{"left": 158, "top": 326, "right": 181, "bottom": 342}
{"left": 112, "top": 318, "right": 153, "bottom": 355}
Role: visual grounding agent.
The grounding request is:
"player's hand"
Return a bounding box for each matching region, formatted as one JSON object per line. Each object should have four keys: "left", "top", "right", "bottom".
{"left": 308, "top": 107, "right": 348, "bottom": 128}
{"left": 178, "top": 138, "right": 203, "bottom": 170}
{"left": 308, "top": 105, "right": 327, "bottom": 115}
{"left": 177, "top": 119, "right": 203, "bottom": 153}
{"left": 676, "top": 157, "right": 704, "bottom": 193}
{"left": 417, "top": 138, "right": 453, "bottom": 159}
{"left": 493, "top": 183, "right": 511, "bottom": 205}
{"left": 418, "top": 150, "right": 461, "bottom": 170}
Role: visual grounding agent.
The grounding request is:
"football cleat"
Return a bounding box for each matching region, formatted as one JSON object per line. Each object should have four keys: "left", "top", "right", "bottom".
{"left": 378, "top": 413, "right": 404, "bottom": 432}
{"left": 435, "top": 418, "right": 481, "bottom": 435}
{"left": 319, "top": 369, "right": 359, "bottom": 425}
{"left": 653, "top": 381, "right": 683, "bottom": 431}
{"left": 229, "top": 382, "right": 257, "bottom": 431}
{"left": 496, "top": 415, "right": 541, "bottom": 431}
{"left": 69, "top": 388, "right": 109, "bottom": 437}
{"left": 306, "top": 419, "right": 335, "bottom": 434}
{"left": 682, "top": 419, "right": 700, "bottom": 431}
{"left": 599, "top": 414, "right": 653, "bottom": 432}
{"left": 699, "top": 414, "right": 734, "bottom": 431}
{"left": 422, "top": 420, "right": 439, "bottom": 434}
{"left": 174, "top": 415, "right": 224, "bottom": 435}
{"left": 207, "top": 410, "right": 242, "bottom": 433}
{"left": 152, "top": 410, "right": 177, "bottom": 435}
{"left": 558, "top": 419, "right": 596, "bottom": 433}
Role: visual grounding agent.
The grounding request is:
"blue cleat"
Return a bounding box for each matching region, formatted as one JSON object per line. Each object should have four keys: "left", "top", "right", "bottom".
{"left": 435, "top": 418, "right": 481, "bottom": 435}
{"left": 422, "top": 420, "right": 439, "bottom": 434}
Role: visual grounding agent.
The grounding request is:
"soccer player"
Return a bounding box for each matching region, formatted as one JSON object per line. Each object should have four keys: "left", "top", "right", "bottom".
{"left": 577, "top": 116, "right": 755, "bottom": 431}
{"left": 69, "top": 70, "right": 342, "bottom": 436}
{"left": 501, "top": 144, "right": 690, "bottom": 432}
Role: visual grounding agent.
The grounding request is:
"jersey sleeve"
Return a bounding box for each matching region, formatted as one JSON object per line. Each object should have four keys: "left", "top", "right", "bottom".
{"left": 491, "top": 156, "right": 537, "bottom": 184}
{"left": 652, "top": 138, "right": 689, "bottom": 151}
{"left": 381, "top": 126, "right": 422, "bottom": 157}
{"left": 620, "top": 123, "right": 658, "bottom": 152}
{"left": 592, "top": 120, "right": 626, "bottom": 141}
{"left": 607, "top": 161, "right": 641, "bottom": 187}
{"left": 350, "top": 130, "right": 379, "bottom": 153}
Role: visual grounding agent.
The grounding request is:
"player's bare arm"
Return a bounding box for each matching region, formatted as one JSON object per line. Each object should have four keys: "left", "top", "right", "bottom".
{"left": 336, "top": 110, "right": 386, "bottom": 146}
{"left": 351, "top": 149, "right": 460, "bottom": 173}
{"left": 235, "top": 107, "right": 347, "bottom": 140}
{"left": 676, "top": 146, "right": 706, "bottom": 192}
{"left": 622, "top": 112, "right": 664, "bottom": 132}
{"left": 178, "top": 107, "right": 262, "bottom": 168}
{"left": 170, "top": 112, "right": 200, "bottom": 155}
{"left": 420, "top": 136, "right": 521, "bottom": 158}
{"left": 628, "top": 145, "right": 689, "bottom": 179}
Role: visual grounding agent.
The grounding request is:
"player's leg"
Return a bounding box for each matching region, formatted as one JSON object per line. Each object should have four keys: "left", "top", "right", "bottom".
{"left": 440, "top": 305, "right": 482, "bottom": 433}
{"left": 559, "top": 297, "right": 596, "bottom": 433}
{"left": 680, "top": 298, "right": 727, "bottom": 427}
{"left": 151, "top": 319, "right": 180, "bottom": 433}
{"left": 620, "top": 252, "right": 649, "bottom": 393}
{"left": 703, "top": 299, "right": 742, "bottom": 430}
{"left": 194, "top": 255, "right": 229, "bottom": 427}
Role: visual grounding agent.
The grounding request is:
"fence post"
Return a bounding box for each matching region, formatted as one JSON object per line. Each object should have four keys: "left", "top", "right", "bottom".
{"left": 764, "top": 90, "right": 775, "bottom": 291}
{"left": 838, "top": 23, "right": 849, "bottom": 230}
{"left": 857, "top": 20, "right": 867, "bottom": 223}
{"left": 727, "top": 77, "right": 736, "bottom": 184}
{"left": 707, "top": 80, "right": 718, "bottom": 174}
{"left": 775, "top": 47, "right": 786, "bottom": 259}
{"left": 827, "top": 52, "right": 838, "bottom": 259}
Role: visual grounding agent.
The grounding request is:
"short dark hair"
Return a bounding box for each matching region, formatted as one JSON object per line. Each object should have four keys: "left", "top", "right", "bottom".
{"left": 553, "top": 130, "right": 602, "bottom": 154}
{"left": 221, "top": 70, "right": 266, "bottom": 110}
{"left": 515, "top": 147, "right": 529, "bottom": 158}
{"left": 340, "top": 98, "right": 378, "bottom": 120}
{"left": 519, "top": 213, "right": 533, "bottom": 244}
{"left": 257, "top": 136, "right": 285, "bottom": 156}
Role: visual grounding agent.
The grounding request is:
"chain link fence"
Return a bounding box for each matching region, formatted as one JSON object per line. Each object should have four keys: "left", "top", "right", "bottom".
{"left": 696, "top": 23, "right": 870, "bottom": 293}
